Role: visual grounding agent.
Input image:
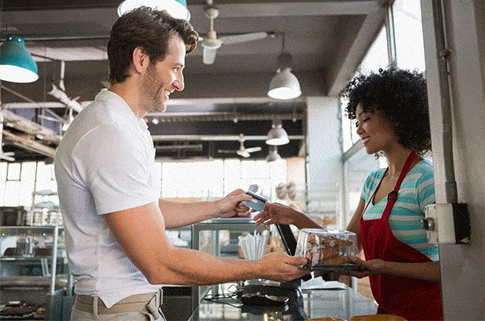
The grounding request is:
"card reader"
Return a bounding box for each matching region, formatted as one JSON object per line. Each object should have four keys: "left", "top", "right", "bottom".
{"left": 243, "top": 190, "right": 268, "bottom": 212}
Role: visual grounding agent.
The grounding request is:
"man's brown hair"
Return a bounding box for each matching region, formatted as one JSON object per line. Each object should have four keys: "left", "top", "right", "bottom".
{"left": 108, "top": 6, "right": 198, "bottom": 84}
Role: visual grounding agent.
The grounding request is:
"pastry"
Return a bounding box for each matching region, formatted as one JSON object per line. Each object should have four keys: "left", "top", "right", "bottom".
{"left": 295, "top": 229, "right": 357, "bottom": 268}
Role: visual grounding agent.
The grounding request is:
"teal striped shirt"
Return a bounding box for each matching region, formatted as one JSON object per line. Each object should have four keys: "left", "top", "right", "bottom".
{"left": 361, "top": 159, "right": 439, "bottom": 261}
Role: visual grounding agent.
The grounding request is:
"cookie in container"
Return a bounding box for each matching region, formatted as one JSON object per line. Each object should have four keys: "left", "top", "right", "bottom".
{"left": 295, "top": 229, "right": 360, "bottom": 271}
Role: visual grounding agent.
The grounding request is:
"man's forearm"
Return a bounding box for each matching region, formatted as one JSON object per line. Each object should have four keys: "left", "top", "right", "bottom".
{"left": 145, "top": 246, "right": 308, "bottom": 286}
{"left": 159, "top": 199, "right": 219, "bottom": 228}
{"left": 152, "top": 247, "right": 260, "bottom": 285}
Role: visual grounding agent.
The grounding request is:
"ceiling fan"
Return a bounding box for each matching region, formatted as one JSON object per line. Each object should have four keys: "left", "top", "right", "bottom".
{"left": 217, "top": 134, "right": 262, "bottom": 158}
{"left": 199, "top": 0, "right": 268, "bottom": 65}
{"left": 0, "top": 151, "right": 15, "bottom": 162}
{"left": 38, "top": 60, "right": 80, "bottom": 131}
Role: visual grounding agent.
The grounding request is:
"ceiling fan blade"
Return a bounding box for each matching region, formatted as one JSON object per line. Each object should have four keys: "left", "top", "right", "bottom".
{"left": 219, "top": 32, "right": 267, "bottom": 45}
{"left": 203, "top": 47, "right": 218, "bottom": 65}
{"left": 200, "top": 36, "right": 222, "bottom": 49}
{"left": 245, "top": 146, "right": 262, "bottom": 153}
{"left": 237, "top": 150, "right": 251, "bottom": 158}
{"left": 217, "top": 149, "right": 237, "bottom": 154}
{"left": 1, "top": 151, "right": 15, "bottom": 162}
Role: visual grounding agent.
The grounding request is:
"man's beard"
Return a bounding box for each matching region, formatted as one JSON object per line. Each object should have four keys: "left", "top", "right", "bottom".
{"left": 141, "top": 64, "right": 167, "bottom": 113}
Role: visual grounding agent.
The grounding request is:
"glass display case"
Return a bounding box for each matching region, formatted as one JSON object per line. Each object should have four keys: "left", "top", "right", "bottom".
{"left": 0, "top": 226, "right": 69, "bottom": 320}
{"left": 191, "top": 218, "right": 266, "bottom": 313}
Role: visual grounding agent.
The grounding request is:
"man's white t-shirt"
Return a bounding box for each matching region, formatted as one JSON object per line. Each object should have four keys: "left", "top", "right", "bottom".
{"left": 54, "top": 89, "right": 161, "bottom": 308}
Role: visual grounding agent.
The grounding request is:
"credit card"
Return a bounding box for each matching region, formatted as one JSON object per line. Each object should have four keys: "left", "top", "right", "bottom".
{"left": 243, "top": 190, "right": 268, "bottom": 212}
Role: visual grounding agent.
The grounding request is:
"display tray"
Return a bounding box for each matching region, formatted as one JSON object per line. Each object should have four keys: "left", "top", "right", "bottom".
{"left": 0, "top": 304, "right": 44, "bottom": 320}
{"left": 302, "top": 263, "right": 362, "bottom": 272}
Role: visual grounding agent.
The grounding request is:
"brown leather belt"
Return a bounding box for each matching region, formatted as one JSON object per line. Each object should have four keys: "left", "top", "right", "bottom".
{"left": 73, "top": 289, "right": 163, "bottom": 318}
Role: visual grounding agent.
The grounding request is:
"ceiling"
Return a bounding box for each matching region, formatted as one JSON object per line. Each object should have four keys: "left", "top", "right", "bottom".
{"left": 0, "top": 0, "right": 389, "bottom": 162}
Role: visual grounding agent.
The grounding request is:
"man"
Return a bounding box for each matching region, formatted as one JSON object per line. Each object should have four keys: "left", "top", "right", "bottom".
{"left": 54, "top": 7, "right": 309, "bottom": 321}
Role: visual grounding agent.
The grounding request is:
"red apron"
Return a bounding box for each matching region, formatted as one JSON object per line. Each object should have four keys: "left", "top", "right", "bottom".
{"left": 359, "top": 151, "right": 443, "bottom": 321}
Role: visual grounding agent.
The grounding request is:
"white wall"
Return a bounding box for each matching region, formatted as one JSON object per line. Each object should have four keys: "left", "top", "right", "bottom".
{"left": 422, "top": 1, "right": 485, "bottom": 319}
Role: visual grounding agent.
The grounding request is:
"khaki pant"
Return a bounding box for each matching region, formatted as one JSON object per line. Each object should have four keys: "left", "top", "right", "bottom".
{"left": 70, "top": 308, "right": 165, "bottom": 321}
{"left": 71, "top": 290, "right": 165, "bottom": 321}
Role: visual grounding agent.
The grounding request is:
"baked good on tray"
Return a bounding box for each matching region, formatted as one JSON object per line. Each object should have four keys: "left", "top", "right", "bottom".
{"left": 295, "top": 229, "right": 357, "bottom": 270}
{"left": 3, "top": 247, "right": 24, "bottom": 256}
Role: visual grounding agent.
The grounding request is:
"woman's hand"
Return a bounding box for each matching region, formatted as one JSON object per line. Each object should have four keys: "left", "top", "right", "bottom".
{"left": 254, "top": 202, "right": 323, "bottom": 229}
{"left": 347, "top": 255, "right": 383, "bottom": 278}
{"left": 253, "top": 202, "right": 299, "bottom": 227}
{"left": 347, "top": 256, "right": 441, "bottom": 282}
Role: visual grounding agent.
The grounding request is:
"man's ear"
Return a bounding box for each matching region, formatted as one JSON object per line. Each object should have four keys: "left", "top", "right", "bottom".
{"left": 132, "top": 46, "right": 150, "bottom": 74}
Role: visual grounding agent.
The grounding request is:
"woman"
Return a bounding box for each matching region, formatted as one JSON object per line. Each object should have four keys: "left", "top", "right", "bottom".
{"left": 254, "top": 66, "right": 442, "bottom": 321}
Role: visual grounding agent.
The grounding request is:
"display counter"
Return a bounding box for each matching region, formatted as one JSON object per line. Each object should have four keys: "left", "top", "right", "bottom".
{"left": 188, "top": 281, "right": 377, "bottom": 321}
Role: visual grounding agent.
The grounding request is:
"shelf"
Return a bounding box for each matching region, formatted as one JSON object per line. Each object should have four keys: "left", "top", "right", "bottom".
{"left": 0, "top": 226, "right": 62, "bottom": 237}
{"left": 0, "top": 257, "right": 65, "bottom": 262}
{"left": 0, "top": 226, "right": 68, "bottom": 320}
{"left": 0, "top": 276, "right": 67, "bottom": 288}
{"left": 0, "top": 314, "right": 44, "bottom": 320}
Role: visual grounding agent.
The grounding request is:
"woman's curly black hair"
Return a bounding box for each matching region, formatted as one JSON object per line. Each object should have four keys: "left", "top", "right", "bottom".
{"left": 342, "top": 65, "right": 431, "bottom": 155}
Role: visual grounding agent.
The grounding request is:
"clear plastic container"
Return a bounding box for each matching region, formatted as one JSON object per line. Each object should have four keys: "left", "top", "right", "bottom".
{"left": 295, "top": 228, "right": 359, "bottom": 271}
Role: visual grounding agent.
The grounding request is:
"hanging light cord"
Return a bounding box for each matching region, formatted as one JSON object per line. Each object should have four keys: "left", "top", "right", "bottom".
{"left": 281, "top": 31, "right": 286, "bottom": 53}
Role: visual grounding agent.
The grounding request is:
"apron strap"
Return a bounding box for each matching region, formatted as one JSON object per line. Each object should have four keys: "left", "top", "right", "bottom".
{"left": 362, "top": 150, "right": 418, "bottom": 218}
{"left": 381, "top": 150, "right": 418, "bottom": 220}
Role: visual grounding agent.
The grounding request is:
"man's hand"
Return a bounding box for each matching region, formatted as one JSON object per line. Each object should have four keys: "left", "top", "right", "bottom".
{"left": 257, "top": 252, "right": 311, "bottom": 282}
{"left": 217, "top": 189, "right": 252, "bottom": 218}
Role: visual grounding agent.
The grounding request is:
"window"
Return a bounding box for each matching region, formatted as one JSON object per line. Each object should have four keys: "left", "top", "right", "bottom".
{"left": 393, "top": 0, "right": 426, "bottom": 71}
{"left": 160, "top": 158, "right": 287, "bottom": 201}
{"left": 6, "top": 163, "right": 21, "bottom": 181}
{"left": 0, "top": 163, "right": 6, "bottom": 205}
{"left": 343, "top": 148, "right": 381, "bottom": 224}
{"left": 0, "top": 158, "right": 287, "bottom": 211}
{"left": 35, "top": 162, "right": 57, "bottom": 193}
{"left": 0, "top": 161, "right": 57, "bottom": 208}
{"left": 358, "top": 26, "right": 389, "bottom": 75}
{"left": 4, "top": 163, "right": 23, "bottom": 207}
{"left": 161, "top": 160, "right": 224, "bottom": 199}
{"left": 340, "top": 96, "right": 357, "bottom": 152}
{"left": 341, "top": 26, "right": 388, "bottom": 152}
{"left": 19, "top": 162, "right": 36, "bottom": 206}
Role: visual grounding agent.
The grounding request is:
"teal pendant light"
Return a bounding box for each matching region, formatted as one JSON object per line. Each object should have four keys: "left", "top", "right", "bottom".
{"left": 118, "top": 0, "right": 191, "bottom": 20}
{"left": 0, "top": 36, "right": 39, "bottom": 83}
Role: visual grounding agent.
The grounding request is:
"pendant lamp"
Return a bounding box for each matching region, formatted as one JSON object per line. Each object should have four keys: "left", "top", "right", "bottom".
{"left": 266, "top": 120, "right": 290, "bottom": 146}
{"left": 267, "top": 33, "right": 301, "bottom": 100}
{"left": 266, "top": 145, "right": 282, "bottom": 162}
{"left": 0, "top": 36, "right": 39, "bottom": 83}
{"left": 118, "top": 0, "right": 191, "bottom": 20}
